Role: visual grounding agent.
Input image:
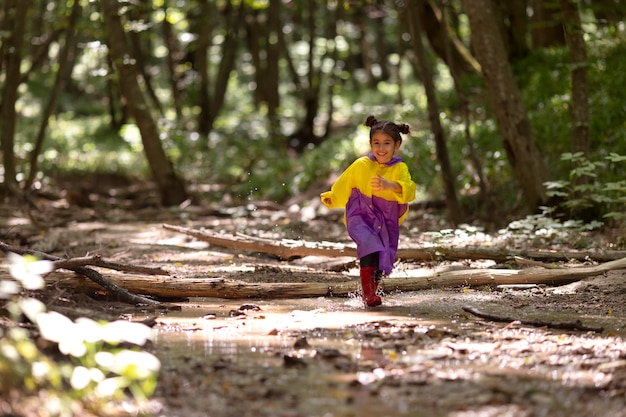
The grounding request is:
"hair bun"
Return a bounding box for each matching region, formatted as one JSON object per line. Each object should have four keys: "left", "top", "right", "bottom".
{"left": 364, "top": 115, "right": 378, "bottom": 127}
{"left": 397, "top": 123, "right": 410, "bottom": 135}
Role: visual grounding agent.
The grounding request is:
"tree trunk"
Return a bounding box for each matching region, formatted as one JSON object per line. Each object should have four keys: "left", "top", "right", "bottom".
{"left": 193, "top": 0, "right": 242, "bottom": 135}
{"left": 373, "top": 12, "right": 391, "bottom": 82}
{"left": 407, "top": 1, "right": 463, "bottom": 226}
{"left": 207, "top": 1, "right": 244, "bottom": 131}
{"left": 162, "top": 3, "right": 184, "bottom": 120}
{"left": 531, "top": 0, "right": 566, "bottom": 48}
{"left": 105, "top": 53, "right": 128, "bottom": 130}
{"left": 0, "top": 0, "right": 29, "bottom": 190}
{"left": 26, "top": 0, "right": 82, "bottom": 189}
{"left": 591, "top": 0, "right": 626, "bottom": 26}
{"left": 194, "top": 0, "right": 214, "bottom": 135}
{"left": 421, "top": 0, "right": 481, "bottom": 76}
{"left": 100, "top": 0, "right": 188, "bottom": 206}
{"left": 289, "top": 0, "right": 322, "bottom": 153}
{"left": 127, "top": 2, "right": 164, "bottom": 116}
{"left": 462, "top": 0, "right": 549, "bottom": 211}
{"left": 560, "top": 0, "right": 594, "bottom": 221}
{"left": 499, "top": 0, "right": 530, "bottom": 60}
{"left": 245, "top": 8, "right": 265, "bottom": 108}
{"left": 244, "top": 3, "right": 280, "bottom": 117}
{"left": 355, "top": 8, "right": 376, "bottom": 88}
{"left": 321, "top": 2, "right": 341, "bottom": 140}
{"left": 560, "top": 0, "right": 590, "bottom": 158}
{"left": 265, "top": 0, "right": 282, "bottom": 122}
{"left": 438, "top": 0, "right": 490, "bottom": 211}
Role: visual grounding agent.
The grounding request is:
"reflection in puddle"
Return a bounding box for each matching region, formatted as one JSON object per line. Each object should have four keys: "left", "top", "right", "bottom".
{"left": 155, "top": 296, "right": 412, "bottom": 360}
{"left": 153, "top": 294, "right": 441, "bottom": 416}
{"left": 150, "top": 290, "right": 626, "bottom": 417}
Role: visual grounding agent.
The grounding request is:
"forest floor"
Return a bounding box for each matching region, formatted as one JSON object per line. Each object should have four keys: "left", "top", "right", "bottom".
{"left": 2, "top": 179, "right": 626, "bottom": 417}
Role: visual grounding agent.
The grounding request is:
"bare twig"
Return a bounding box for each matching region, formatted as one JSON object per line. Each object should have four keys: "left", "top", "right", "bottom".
{"left": 513, "top": 256, "right": 562, "bottom": 269}
{"left": 462, "top": 305, "right": 604, "bottom": 333}
{"left": 52, "top": 254, "right": 170, "bottom": 276}
{"left": 0, "top": 241, "right": 160, "bottom": 306}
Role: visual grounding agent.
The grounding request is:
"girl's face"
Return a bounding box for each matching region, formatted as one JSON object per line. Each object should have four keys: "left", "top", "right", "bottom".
{"left": 370, "top": 132, "right": 400, "bottom": 164}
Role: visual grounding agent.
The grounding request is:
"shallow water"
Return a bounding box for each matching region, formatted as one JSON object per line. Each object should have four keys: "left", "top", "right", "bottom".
{"left": 151, "top": 289, "right": 626, "bottom": 417}
{"left": 154, "top": 288, "right": 625, "bottom": 362}
{"left": 152, "top": 293, "right": 452, "bottom": 417}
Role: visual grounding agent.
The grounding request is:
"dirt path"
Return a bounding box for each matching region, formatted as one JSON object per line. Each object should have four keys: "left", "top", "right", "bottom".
{"left": 4, "top": 204, "right": 626, "bottom": 416}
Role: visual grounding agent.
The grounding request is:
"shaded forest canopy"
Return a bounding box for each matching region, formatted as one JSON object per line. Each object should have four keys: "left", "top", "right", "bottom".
{"left": 0, "top": 0, "right": 624, "bottom": 228}
{"left": 2, "top": 3, "right": 626, "bottom": 415}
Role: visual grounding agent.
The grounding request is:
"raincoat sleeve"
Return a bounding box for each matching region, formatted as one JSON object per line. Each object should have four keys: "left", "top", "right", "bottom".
{"left": 320, "top": 160, "right": 360, "bottom": 209}
{"left": 394, "top": 163, "right": 417, "bottom": 204}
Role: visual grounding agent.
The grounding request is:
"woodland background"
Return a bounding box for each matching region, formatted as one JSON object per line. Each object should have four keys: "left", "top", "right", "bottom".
{"left": 0, "top": 0, "right": 625, "bottom": 232}
{"left": 3, "top": 1, "right": 626, "bottom": 415}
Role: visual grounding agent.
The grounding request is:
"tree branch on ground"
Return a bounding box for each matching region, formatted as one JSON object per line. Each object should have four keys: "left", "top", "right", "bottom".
{"left": 35, "top": 256, "right": 626, "bottom": 300}
{"left": 0, "top": 241, "right": 161, "bottom": 306}
{"left": 52, "top": 254, "right": 170, "bottom": 276}
{"left": 162, "top": 223, "right": 357, "bottom": 259}
{"left": 462, "top": 305, "right": 604, "bottom": 332}
{"left": 162, "top": 223, "right": 626, "bottom": 263}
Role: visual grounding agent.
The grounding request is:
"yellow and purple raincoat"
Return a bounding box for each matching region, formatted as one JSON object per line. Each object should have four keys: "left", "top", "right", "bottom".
{"left": 320, "top": 153, "right": 416, "bottom": 274}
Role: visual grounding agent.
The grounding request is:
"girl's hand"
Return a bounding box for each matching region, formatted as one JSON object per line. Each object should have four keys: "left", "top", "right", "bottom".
{"left": 371, "top": 175, "right": 401, "bottom": 192}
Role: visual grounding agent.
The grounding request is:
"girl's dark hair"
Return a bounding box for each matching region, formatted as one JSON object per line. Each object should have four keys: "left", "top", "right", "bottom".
{"left": 364, "top": 115, "right": 410, "bottom": 143}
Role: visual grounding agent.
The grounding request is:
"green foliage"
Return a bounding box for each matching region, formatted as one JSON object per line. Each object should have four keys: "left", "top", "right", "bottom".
{"left": 497, "top": 206, "right": 602, "bottom": 249}
{"left": 544, "top": 152, "right": 626, "bottom": 226}
{"left": 10, "top": 2, "right": 626, "bottom": 223}
{"left": 0, "top": 254, "right": 160, "bottom": 416}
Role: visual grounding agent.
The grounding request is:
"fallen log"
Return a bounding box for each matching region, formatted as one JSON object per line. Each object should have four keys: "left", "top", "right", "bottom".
{"left": 462, "top": 305, "right": 604, "bottom": 333}
{"left": 162, "top": 224, "right": 357, "bottom": 259}
{"left": 162, "top": 224, "right": 626, "bottom": 263}
{"left": 0, "top": 242, "right": 161, "bottom": 306}
{"left": 40, "top": 256, "right": 626, "bottom": 300}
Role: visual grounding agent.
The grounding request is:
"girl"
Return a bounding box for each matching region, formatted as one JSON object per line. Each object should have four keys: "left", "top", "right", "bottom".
{"left": 321, "top": 116, "right": 416, "bottom": 307}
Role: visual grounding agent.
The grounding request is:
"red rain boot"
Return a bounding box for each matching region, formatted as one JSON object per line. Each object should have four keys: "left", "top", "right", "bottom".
{"left": 372, "top": 269, "right": 383, "bottom": 294}
{"left": 360, "top": 266, "right": 382, "bottom": 307}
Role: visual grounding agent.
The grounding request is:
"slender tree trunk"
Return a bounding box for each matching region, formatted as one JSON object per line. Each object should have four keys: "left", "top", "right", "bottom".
{"left": 207, "top": 2, "right": 243, "bottom": 131}
{"left": 246, "top": 0, "right": 281, "bottom": 123}
{"left": 162, "top": 3, "right": 184, "bottom": 120}
{"left": 591, "top": 0, "right": 626, "bottom": 26}
{"left": 195, "top": 0, "right": 213, "bottom": 135}
{"left": 127, "top": 2, "right": 164, "bottom": 116}
{"left": 321, "top": 3, "right": 341, "bottom": 139}
{"left": 421, "top": 0, "right": 481, "bottom": 76}
{"left": 265, "top": 0, "right": 281, "bottom": 123}
{"left": 100, "top": 0, "right": 188, "bottom": 206}
{"left": 531, "top": 0, "right": 566, "bottom": 48}
{"left": 26, "top": 0, "right": 82, "bottom": 189}
{"left": 105, "top": 53, "right": 127, "bottom": 130}
{"left": 373, "top": 15, "right": 391, "bottom": 81}
{"left": 355, "top": 9, "right": 376, "bottom": 88}
{"left": 276, "top": 2, "right": 301, "bottom": 92}
{"left": 438, "top": 0, "right": 490, "bottom": 210}
{"left": 560, "top": 0, "right": 593, "bottom": 221}
{"left": 407, "top": 1, "right": 463, "bottom": 226}
{"left": 0, "top": 0, "right": 29, "bottom": 189}
{"left": 289, "top": 0, "right": 322, "bottom": 153}
{"left": 0, "top": 1, "right": 10, "bottom": 77}
{"left": 560, "top": 0, "right": 590, "bottom": 158}
{"left": 21, "top": 28, "right": 63, "bottom": 84}
{"left": 462, "top": 0, "right": 549, "bottom": 210}
{"left": 500, "top": 0, "right": 530, "bottom": 60}
{"left": 245, "top": 8, "right": 265, "bottom": 108}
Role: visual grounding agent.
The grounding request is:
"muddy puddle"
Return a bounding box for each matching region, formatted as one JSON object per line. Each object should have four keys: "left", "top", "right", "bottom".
{"left": 154, "top": 293, "right": 443, "bottom": 364}
{"left": 150, "top": 288, "right": 626, "bottom": 417}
